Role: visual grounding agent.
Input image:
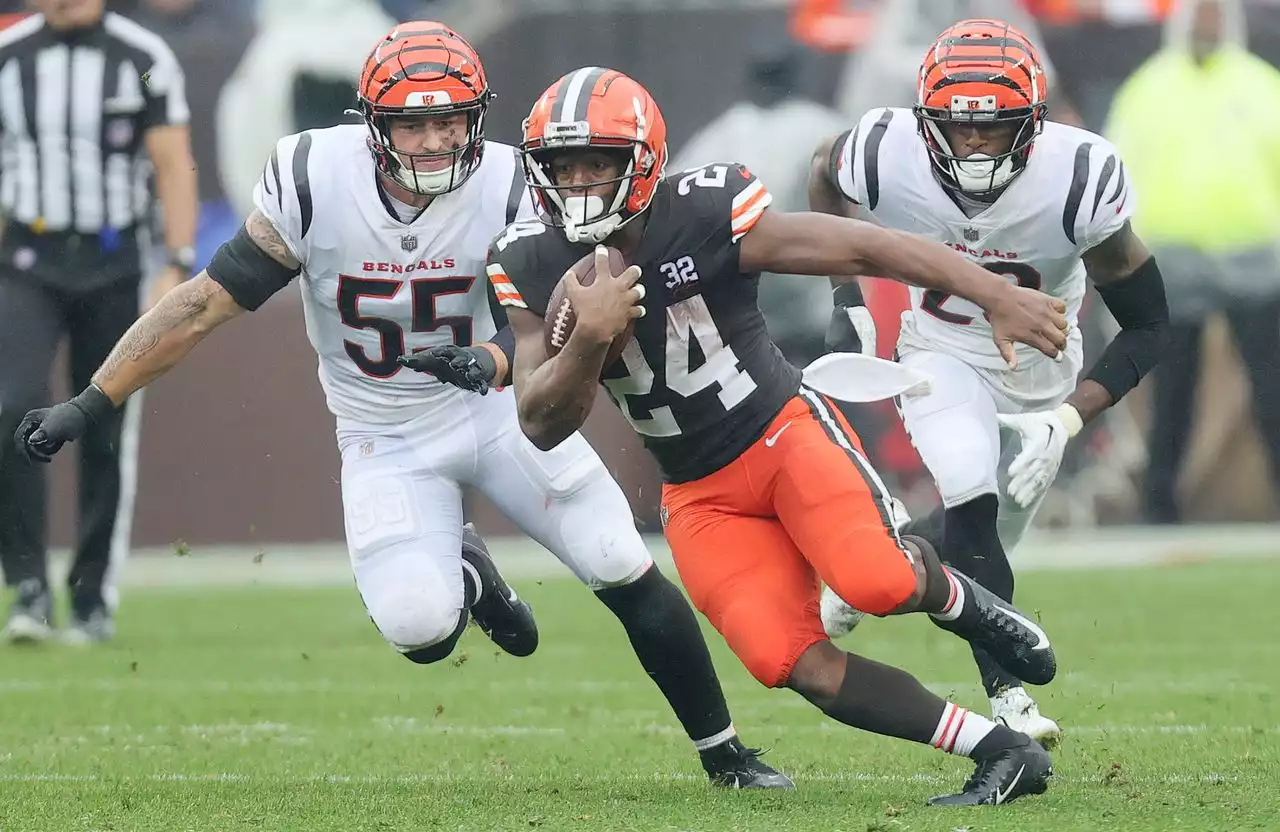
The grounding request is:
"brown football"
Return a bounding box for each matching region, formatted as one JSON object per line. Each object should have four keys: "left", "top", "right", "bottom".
{"left": 544, "top": 246, "right": 635, "bottom": 368}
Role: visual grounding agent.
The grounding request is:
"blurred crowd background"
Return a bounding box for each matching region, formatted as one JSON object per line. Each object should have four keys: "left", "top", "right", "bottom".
{"left": 10, "top": 0, "right": 1280, "bottom": 548}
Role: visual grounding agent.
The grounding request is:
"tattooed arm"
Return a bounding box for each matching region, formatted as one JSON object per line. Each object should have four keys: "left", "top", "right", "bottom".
{"left": 92, "top": 210, "right": 301, "bottom": 404}
{"left": 90, "top": 276, "right": 244, "bottom": 403}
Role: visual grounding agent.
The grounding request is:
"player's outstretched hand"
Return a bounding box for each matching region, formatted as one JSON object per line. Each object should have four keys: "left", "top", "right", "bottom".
{"left": 988, "top": 286, "right": 1069, "bottom": 369}
{"left": 565, "top": 245, "right": 646, "bottom": 344}
{"left": 398, "top": 344, "right": 496, "bottom": 395}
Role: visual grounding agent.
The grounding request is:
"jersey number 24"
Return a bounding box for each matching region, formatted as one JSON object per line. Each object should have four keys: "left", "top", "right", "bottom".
{"left": 604, "top": 295, "right": 756, "bottom": 437}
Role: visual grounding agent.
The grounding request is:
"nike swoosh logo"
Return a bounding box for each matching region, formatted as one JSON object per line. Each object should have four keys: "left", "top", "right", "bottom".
{"left": 996, "top": 605, "right": 1051, "bottom": 651}
{"left": 995, "top": 763, "right": 1026, "bottom": 804}
{"left": 765, "top": 421, "right": 793, "bottom": 447}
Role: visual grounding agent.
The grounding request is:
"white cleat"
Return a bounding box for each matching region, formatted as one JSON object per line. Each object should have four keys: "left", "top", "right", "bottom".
{"left": 820, "top": 586, "right": 865, "bottom": 638}
{"left": 4, "top": 612, "right": 53, "bottom": 644}
{"left": 820, "top": 497, "right": 912, "bottom": 639}
{"left": 992, "top": 686, "right": 1062, "bottom": 749}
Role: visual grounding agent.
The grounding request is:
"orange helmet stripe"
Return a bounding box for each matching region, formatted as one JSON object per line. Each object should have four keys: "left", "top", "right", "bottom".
{"left": 919, "top": 19, "right": 1044, "bottom": 111}
{"left": 359, "top": 22, "right": 487, "bottom": 109}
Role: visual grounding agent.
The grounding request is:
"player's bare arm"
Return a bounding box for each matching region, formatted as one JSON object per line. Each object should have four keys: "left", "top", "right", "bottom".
{"left": 92, "top": 276, "right": 242, "bottom": 402}
{"left": 808, "top": 133, "right": 859, "bottom": 225}
{"left": 737, "top": 209, "right": 1069, "bottom": 366}
{"left": 808, "top": 133, "right": 880, "bottom": 354}
{"left": 506, "top": 249, "right": 645, "bottom": 450}
{"left": 1063, "top": 220, "right": 1168, "bottom": 424}
{"left": 14, "top": 210, "right": 300, "bottom": 463}
{"left": 505, "top": 307, "right": 600, "bottom": 452}
{"left": 92, "top": 209, "right": 295, "bottom": 404}
{"left": 244, "top": 208, "right": 301, "bottom": 271}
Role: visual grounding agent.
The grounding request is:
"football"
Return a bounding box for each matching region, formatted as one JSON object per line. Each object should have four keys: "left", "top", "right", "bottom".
{"left": 544, "top": 246, "right": 635, "bottom": 368}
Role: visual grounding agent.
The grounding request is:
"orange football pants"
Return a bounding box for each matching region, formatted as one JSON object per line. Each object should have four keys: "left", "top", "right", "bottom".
{"left": 660, "top": 390, "right": 918, "bottom": 688}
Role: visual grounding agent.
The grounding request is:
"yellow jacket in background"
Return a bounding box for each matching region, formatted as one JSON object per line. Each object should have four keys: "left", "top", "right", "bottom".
{"left": 1105, "top": 46, "right": 1280, "bottom": 253}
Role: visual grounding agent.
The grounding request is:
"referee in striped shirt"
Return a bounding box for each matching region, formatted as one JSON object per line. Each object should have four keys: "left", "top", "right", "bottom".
{"left": 0, "top": 0, "right": 196, "bottom": 644}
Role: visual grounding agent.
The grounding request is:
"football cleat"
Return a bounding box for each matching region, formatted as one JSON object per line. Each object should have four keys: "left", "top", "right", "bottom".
{"left": 62, "top": 601, "right": 116, "bottom": 646}
{"left": 461, "top": 523, "right": 538, "bottom": 657}
{"left": 701, "top": 739, "right": 796, "bottom": 790}
{"left": 4, "top": 578, "right": 53, "bottom": 645}
{"left": 992, "top": 686, "right": 1062, "bottom": 749}
{"left": 928, "top": 733, "right": 1052, "bottom": 806}
{"left": 931, "top": 570, "right": 1056, "bottom": 686}
{"left": 820, "top": 587, "right": 865, "bottom": 639}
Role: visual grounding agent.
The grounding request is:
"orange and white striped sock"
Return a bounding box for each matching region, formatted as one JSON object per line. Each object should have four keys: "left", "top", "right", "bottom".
{"left": 930, "top": 701, "right": 996, "bottom": 757}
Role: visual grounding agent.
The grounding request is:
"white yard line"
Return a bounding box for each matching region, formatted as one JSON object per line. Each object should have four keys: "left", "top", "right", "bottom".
{"left": 0, "top": 676, "right": 1268, "bottom": 697}
{"left": 0, "top": 770, "right": 1249, "bottom": 786}
{"left": 39, "top": 524, "right": 1280, "bottom": 590}
{"left": 7, "top": 720, "right": 1276, "bottom": 751}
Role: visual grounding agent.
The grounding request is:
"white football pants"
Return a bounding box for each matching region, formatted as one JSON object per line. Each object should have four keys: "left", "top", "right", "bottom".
{"left": 336, "top": 387, "right": 652, "bottom": 653}
{"left": 895, "top": 344, "right": 1082, "bottom": 551}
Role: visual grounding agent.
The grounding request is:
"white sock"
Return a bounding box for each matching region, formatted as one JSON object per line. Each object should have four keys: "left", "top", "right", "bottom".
{"left": 693, "top": 723, "right": 737, "bottom": 752}
{"left": 930, "top": 701, "right": 997, "bottom": 757}
{"left": 929, "top": 568, "right": 965, "bottom": 622}
{"left": 461, "top": 560, "right": 484, "bottom": 605}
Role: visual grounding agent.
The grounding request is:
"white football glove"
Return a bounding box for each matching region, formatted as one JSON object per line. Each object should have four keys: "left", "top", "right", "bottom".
{"left": 995, "top": 404, "right": 1084, "bottom": 509}
{"left": 845, "top": 306, "right": 878, "bottom": 356}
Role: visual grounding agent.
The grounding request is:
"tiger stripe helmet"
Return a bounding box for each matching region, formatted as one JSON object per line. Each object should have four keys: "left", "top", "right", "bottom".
{"left": 357, "top": 22, "right": 493, "bottom": 195}
{"left": 521, "top": 67, "right": 667, "bottom": 244}
{"left": 915, "top": 19, "right": 1047, "bottom": 195}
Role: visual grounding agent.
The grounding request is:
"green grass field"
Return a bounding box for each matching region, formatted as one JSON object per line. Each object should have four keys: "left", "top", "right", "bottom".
{"left": 1, "top": 557, "right": 1278, "bottom": 831}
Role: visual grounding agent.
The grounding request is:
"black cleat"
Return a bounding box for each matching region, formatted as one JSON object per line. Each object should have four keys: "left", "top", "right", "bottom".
{"left": 701, "top": 738, "right": 796, "bottom": 790}
{"left": 931, "top": 570, "right": 1056, "bottom": 685}
{"left": 928, "top": 733, "right": 1052, "bottom": 806}
{"left": 461, "top": 523, "right": 538, "bottom": 657}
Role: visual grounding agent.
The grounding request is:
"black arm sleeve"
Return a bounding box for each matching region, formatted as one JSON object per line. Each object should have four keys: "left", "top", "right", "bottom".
{"left": 490, "top": 325, "right": 516, "bottom": 385}
{"left": 1085, "top": 255, "right": 1169, "bottom": 402}
{"left": 205, "top": 225, "right": 301, "bottom": 312}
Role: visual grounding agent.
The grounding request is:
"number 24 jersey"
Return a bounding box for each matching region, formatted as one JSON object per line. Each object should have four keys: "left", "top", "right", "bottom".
{"left": 489, "top": 163, "right": 802, "bottom": 484}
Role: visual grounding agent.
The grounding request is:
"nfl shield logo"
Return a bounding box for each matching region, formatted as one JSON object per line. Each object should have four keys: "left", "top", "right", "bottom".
{"left": 963, "top": 227, "right": 979, "bottom": 243}
{"left": 400, "top": 234, "right": 417, "bottom": 252}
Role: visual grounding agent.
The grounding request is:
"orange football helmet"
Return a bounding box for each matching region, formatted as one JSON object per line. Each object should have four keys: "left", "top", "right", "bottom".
{"left": 915, "top": 19, "right": 1047, "bottom": 195}
{"left": 357, "top": 21, "right": 493, "bottom": 195}
{"left": 521, "top": 67, "right": 667, "bottom": 243}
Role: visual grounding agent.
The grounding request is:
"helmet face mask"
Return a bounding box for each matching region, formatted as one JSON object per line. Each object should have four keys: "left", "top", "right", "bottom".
{"left": 358, "top": 22, "right": 494, "bottom": 197}
{"left": 363, "top": 102, "right": 490, "bottom": 196}
{"left": 914, "top": 20, "right": 1048, "bottom": 198}
{"left": 525, "top": 145, "right": 640, "bottom": 243}
{"left": 521, "top": 68, "right": 668, "bottom": 244}
{"left": 917, "top": 102, "right": 1043, "bottom": 196}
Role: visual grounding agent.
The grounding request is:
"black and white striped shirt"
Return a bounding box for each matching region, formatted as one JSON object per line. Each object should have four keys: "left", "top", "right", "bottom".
{"left": 0, "top": 12, "right": 188, "bottom": 240}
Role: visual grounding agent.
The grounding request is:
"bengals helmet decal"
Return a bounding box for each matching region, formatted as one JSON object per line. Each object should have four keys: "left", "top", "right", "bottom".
{"left": 357, "top": 22, "right": 494, "bottom": 196}
{"left": 915, "top": 19, "right": 1047, "bottom": 196}
{"left": 521, "top": 67, "right": 667, "bottom": 243}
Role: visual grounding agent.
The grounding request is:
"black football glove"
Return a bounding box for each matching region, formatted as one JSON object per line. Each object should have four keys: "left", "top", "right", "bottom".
{"left": 14, "top": 384, "right": 117, "bottom": 463}
{"left": 824, "top": 281, "right": 878, "bottom": 356}
{"left": 397, "top": 344, "right": 498, "bottom": 394}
